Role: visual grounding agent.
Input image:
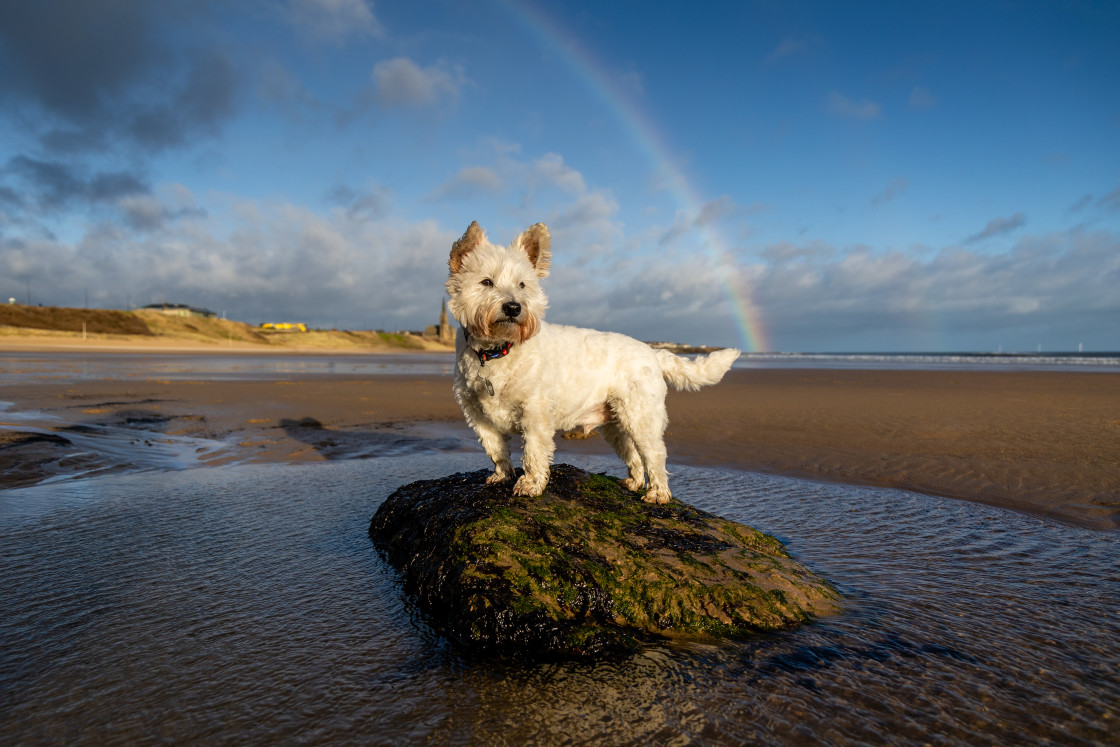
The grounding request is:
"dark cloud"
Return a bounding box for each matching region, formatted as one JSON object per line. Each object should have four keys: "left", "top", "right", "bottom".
{"left": 1099, "top": 187, "right": 1120, "bottom": 213}
{"left": 657, "top": 224, "right": 687, "bottom": 247}
{"left": 1068, "top": 194, "right": 1093, "bottom": 212}
{"left": 0, "top": 0, "right": 237, "bottom": 155}
{"left": 0, "top": 185, "right": 22, "bottom": 209}
{"left": 118, "top": 194, "right": 207, "bottom": 232}
{"left": 694, "top": 195, "right": 738, "bottom": 226}
{"left": 966, "top": 212, "right": 1026, "bottom": 243}
{"left": 4, "top": 156, "right": 149, "bottom": 209}
{"left": 0, "top": 0, "right": 159, "bottom": 121}
{"left": 871, "top": 178, "right": 909, "bottom": 206}
{"left": 325, "top": 184, "right": 389, "bottom": 221}
{"left": 127, "top": 50, "right": 238, "bottom": 150}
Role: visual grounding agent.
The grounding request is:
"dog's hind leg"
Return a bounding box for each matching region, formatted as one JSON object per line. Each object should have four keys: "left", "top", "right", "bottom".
{"left": 613, "top": 393, "right": 672, "bottom": 504}
{"left": 601, "top": 422, "right": 646, "bottom": 493}
{"left": 633, "top": 435, "right": 671, "bottom": 504}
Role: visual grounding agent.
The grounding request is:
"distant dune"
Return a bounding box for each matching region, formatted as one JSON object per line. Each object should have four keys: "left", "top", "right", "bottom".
{"left": 0, "top": 305, "right": 453, "bottom": 353}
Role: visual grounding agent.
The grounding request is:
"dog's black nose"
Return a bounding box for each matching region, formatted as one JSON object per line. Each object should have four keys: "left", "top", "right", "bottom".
{"left": 502, "top": 301, "right": 522, "bottom": 318}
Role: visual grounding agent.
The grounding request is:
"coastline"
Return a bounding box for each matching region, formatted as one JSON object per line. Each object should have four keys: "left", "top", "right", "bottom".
{"left": 1, "top": 349, "right": 1116, "bottom": 528}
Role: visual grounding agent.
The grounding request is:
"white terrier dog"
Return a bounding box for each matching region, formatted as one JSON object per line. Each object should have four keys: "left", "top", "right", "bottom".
{"left": 446, "top": 221, "right": 740, "bottom": 503}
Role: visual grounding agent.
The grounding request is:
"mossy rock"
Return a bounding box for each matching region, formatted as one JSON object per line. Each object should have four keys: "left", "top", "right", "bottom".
{"left": 369, "top": 464, "right": 840, "bottom": 657}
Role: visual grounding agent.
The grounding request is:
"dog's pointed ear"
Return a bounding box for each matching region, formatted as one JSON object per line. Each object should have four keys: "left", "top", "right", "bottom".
{"left": 514, "top": 223, "right": 551, "bottom": 278}
{"left": 449, "top": 221, "right": 484, "bottom": 274}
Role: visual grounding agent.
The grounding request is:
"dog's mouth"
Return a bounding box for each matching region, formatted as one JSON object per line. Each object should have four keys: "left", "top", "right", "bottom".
{"left": 471, "top": 305, "right": 540, "bottom": 344}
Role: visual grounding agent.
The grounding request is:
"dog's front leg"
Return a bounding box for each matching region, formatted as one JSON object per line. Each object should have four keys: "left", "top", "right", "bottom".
{"left": 473, "top": 422, "right": 514, "bottom": 485}
{"left": 514, "top": 422, "right": 555, "bottom": 497}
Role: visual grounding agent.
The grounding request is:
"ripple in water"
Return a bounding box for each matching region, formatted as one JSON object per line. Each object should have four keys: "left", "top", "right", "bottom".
{"left": 1, "top": 454, "right": 1117, "bottom": 745}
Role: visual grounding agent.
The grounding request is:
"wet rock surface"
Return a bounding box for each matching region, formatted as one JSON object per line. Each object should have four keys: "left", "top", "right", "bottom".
{"left": 369, "top": 464, "right": 840, "bottom": 657}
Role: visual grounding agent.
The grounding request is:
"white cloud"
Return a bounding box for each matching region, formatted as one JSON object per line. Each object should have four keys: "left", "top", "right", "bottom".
{"left": 288, "top": 0, "right": 384, "bottom": 43}
{"left": 371, "top": 57, "right": 464, "bottom": 107}
{"left": 557, "top": 191, "right": 619, "bottom": 228}
{"left": 428, "top": 166, "right": 503, "bottom": 201}
{"left": 767, "top": 36, "right": 815, "bottom": 64}
{"left": 531, "top": 153, "right": 586, "bottom": 194}
{"left": 4, "top": 184, "right": 1118, "bottom": 352}
{"left": 545, "top": 227, "right": 1120, "bottom": 350}
{"left": 451, "top": 166, "right": 502, "bottom": 191}
{"left": 742, "top": 230, "right": 1120, "bottom": 348}
{"left": 760, "top": 240, "right": 835, "bottom": 263}
{"left": 1, "top": 192, "right": 456, "bottom": 329}
{"left": 421, "top": 148, "right": 588, "bottom": 215}
{"left": 827, "top": 91, "right": 882, "bottom": 120}
{"left": 616, "top": 70, "right": 644, "bottom": 95}
{"left": 908, "top": 86, "right": 936, "bottom": 110}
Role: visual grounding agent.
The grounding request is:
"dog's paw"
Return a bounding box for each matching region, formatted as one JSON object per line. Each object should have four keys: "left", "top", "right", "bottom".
{"left": 619, "top": 477, "right": 644, "bottom": 493}
{"left": 486, "top": 472, "right": 511, "bottom": 485}
{"left": 641, "top": 487, "right": 672, "bottom": 504}
{"left": 512, "top": 474, "right": 546, "bottom": 497}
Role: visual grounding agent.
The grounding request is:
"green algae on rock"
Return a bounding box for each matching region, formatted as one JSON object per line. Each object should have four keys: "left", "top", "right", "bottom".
{"left": 369, "top": 464, "right": 840, "bottom": 656}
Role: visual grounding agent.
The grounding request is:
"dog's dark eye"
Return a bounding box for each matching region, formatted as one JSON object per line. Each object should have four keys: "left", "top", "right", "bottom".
{"left": 481, "top": 278, "right": 493, "bottom": 287}
{"left": 519, "top": 282, "right": 525, "bottom": 289}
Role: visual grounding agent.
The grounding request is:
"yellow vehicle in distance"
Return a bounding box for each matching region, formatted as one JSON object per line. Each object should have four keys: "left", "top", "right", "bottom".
{"left": 259, "top": 322, "right": 308, "bottom": 332}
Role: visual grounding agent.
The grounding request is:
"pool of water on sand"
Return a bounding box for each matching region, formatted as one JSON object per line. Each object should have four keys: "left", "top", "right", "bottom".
{"left": 1, "top": 449, "right": 1117, "bottom": 745}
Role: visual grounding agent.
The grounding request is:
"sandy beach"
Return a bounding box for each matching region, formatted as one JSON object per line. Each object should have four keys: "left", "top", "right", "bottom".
{"left": 2, "top": 347, "right": 1116, "bottom": 529}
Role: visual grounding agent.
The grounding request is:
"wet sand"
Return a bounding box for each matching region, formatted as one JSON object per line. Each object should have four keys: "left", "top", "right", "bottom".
{"left": 1, "top": 368, "right": 1117, "bottom": 529}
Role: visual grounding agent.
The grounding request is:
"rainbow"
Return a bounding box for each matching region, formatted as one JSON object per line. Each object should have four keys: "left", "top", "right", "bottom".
{"left": 497, "top": 0, "right": 770, "bottom": 352}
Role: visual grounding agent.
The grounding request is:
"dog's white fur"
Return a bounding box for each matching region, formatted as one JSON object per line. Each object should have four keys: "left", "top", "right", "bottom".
{"left": 446, "top": 221, "right": 740, "bottom": 503}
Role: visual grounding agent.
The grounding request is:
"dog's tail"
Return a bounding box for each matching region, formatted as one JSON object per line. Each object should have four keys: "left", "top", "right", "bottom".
{"left": 655, "top": 347, "right": 741, "bottom": 392}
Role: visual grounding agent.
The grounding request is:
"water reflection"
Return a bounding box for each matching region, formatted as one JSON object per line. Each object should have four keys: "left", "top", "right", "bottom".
{"left": 1, "top": 454, "right": 1116, "bottom": 744}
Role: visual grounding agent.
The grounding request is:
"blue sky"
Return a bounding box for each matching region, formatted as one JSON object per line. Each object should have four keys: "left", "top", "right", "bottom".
{"left": 1, "top": 0, "right": 1118, "bottom": 352}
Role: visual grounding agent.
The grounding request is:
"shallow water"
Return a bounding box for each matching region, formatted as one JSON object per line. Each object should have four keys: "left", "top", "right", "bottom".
{"left": 734, "top": 351, "right": 1120, "bottom": 372}
{"left": 0, "top": 351, "right": 458, "bottom": 384}
{"left": 2, "top": 450, "right": 1117, "bottom": 745}
{"left": 3, "top": 350, "right": 1118, "bottom": 385}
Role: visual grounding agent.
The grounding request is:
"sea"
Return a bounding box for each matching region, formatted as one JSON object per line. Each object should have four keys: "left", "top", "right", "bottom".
{"left": 1, "top": 349, "right": 1119, "bottom": 384}
{"left": 1, "top": 351, "right": 1118, "bottom": 745}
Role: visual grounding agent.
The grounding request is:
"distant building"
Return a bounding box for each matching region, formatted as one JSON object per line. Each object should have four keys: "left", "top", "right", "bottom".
{"left": 424, "top": 301, "right": 456, "bottom": 344}
{"left": 140, "top": 303, "right": 216, "bottom": 318}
